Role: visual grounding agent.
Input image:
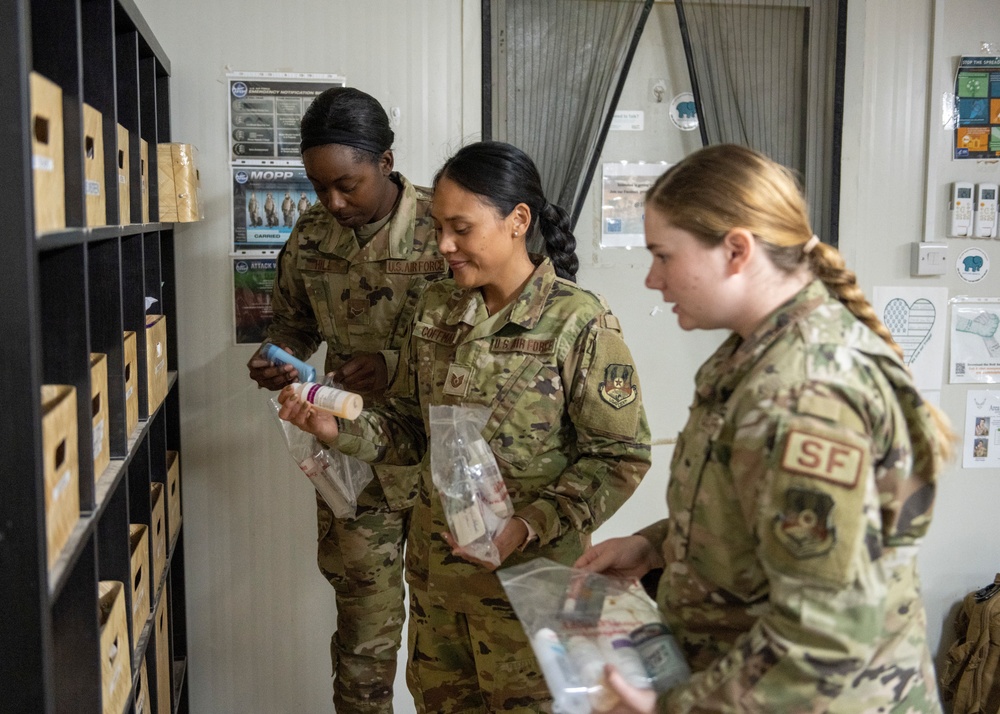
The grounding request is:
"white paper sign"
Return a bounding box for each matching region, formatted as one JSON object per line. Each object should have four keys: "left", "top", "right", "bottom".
{"left": 950, "top": 298, "right": 1000, "bottom": 383}
{"left": 963, "top": 390, "right": 1000, "bottom": 468}
{"left": 873, "top": 286, "right": 948, "bottom": 391}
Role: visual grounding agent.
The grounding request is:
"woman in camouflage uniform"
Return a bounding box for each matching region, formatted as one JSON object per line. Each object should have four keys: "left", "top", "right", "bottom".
{"left": 279, "top": 141, "right": 652, "bottom": 712}
{"left": 577, "top": 144, "right": 955, "bottom": 714}
{"left": 247, "top": 87, "right": 445, "bottom": 713}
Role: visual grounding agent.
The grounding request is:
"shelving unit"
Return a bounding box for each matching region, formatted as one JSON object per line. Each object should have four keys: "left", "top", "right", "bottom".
{"left": 0, "top": 0, "right": 188, "bottom": 712}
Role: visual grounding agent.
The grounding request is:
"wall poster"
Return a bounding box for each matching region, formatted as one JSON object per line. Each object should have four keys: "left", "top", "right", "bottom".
{"left": 953, "top": 56, "right": 1000, "bottom": 159}
{"left": 601, "top": 162, "right": 669, "bottom": 248}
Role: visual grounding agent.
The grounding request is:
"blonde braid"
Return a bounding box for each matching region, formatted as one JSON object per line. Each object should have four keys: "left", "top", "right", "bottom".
{"left": 808, "top": 242, "right": 957, "bottom": 462}
{"left": 807, "top": 242, "right": 903, "bottom": 360}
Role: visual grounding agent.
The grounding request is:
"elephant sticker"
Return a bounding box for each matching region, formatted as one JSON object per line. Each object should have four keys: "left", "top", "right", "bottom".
{"left": 963, "top": 255, "right": 983, "bottom": 271}
{"left": 669, "top": 92, "right": 699, "bottom": 132}
{"left": 957, "top": 248, "right": 990, "bottom": 283}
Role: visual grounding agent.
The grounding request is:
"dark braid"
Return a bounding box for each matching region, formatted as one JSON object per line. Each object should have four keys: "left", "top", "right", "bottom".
{"left": 434, "top": 141, "right": 579, "bottom": 281}
{"left": 539, "top": 202, "right": 578, "bottom": 281}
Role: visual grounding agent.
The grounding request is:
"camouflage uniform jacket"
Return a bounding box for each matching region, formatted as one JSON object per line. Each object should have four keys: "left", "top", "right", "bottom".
{"left": 266, "top": 172, "right": 445, "bottom": 509}
{"left": 639, "top": 280, "right": 944, "bottom": 713}
{"left": 335, "top": 258, "right": 652, "bottom": 614}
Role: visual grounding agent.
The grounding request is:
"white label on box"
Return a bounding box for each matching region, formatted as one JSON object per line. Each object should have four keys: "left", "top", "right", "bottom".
{"left": 52, "top": 468, "right": 72, "bottom": 501}
{"left": 32, "top": 154, "right": 54, "bottom": 171}
{"left": 85, "top": 179, "right": 101, "bottom": 196}
{"left": 451, "top": 503, "right": 487, "bottom": 546}
{"left": 93, "top": 418, "right": 105, "bottom": 457}
{"left": 126, "top": 386, "right": 134, "bottom": 400}
{"left": 119, "top": 174, "right": 126, "bottom": 184}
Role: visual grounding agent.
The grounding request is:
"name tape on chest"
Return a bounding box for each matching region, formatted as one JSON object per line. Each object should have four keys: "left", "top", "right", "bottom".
{"left": 299, "top": 256, "right": 349, "bottom": 273}
{"left": 780, "top": 429, "right": 863, "bottom": 488}
{"left": 417, "top": 323, "right": 459, "bottom": 345}
{"left": 385, "top": 258, "right": 447, "bottom": 275}
{"left": 489, "top": 337, "right": 555, "bottom": 355}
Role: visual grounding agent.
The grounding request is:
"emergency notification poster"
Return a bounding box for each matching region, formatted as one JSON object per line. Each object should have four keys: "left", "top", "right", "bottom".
{"left": 954, "top": 56, "right": 1000, "bottom": 159}
{"left": 228, "top": 72, "right": 345, "bottom": 164}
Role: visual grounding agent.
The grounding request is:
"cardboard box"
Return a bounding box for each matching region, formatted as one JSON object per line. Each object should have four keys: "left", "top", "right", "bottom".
{"left": 140, "top": 139, "right": 149, "bottom": 223}
{"left": 98, "top": 581, "right": 132, "bottom": 714}
{"left": 116, "top": 124, "right": 130, "bottom": 225}
{"left": 150, "top": 482, "right": 166, "bottom": 589}
{"left": 128, "top": 524, "right": 150, "bottom": 649}
{"left": 166, "top": 451, "right": 182, "bottom": 544}
{"left": 135, "top": 658, "right": 150, "bottom": 714}
{"left": 41, "top": 385, "right": 79, "bottom": 571}
{"left": 90, "top": 353, "right": 110, "bottom": 481}
{"left": 145, "top": 314, "right": 167, "bottom": 413}
{"left": 29, "top": 72, "right": 65, "bottom": 233}
{"left": 157, "top": 142, "right": 202, "bottom": 222}
{"left": 154, "top": 592, "right": 171, "bottom": 714}
{"left": 83, "top": 103, "right": 105, "bottom": 227}
{"left": 123, "top": 331, "right": 138, "bottom": 436}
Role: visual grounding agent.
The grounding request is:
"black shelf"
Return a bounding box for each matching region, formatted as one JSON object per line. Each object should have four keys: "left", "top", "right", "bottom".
{"left": 2, "top": 2, "right": 188, "bottom": 713}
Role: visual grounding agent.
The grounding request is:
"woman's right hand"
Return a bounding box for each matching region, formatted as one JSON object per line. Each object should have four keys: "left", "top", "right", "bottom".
{"left": 277, "top": 385, "right": 340, "bottom": 444}
{"left": 247, "top": 343, "right": 298, "bottom": 390}
{"left": 574, "top": 535, "right": 663, "bottom": 580}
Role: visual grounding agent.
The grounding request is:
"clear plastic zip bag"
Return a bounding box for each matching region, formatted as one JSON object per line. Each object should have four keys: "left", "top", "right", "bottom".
{"left": 498, "top": 558, "right": 690, "bottom": 714}
{"left": 429, "top": 404, "right": 514, "bottom": 566}
{"left": 269, "top": 397, "right": 374, "bottom": 519}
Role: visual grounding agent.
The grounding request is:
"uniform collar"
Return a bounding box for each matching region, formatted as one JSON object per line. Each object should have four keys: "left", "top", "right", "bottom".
{"left": 320, "top": 172, "right": 418, "bottom": 261}
{"left": 443, "top": 256, "right": 558, "bottom": 331}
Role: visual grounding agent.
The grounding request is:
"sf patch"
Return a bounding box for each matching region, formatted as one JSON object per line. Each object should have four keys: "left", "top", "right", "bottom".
{"left": 773, "top": 487, "right": 836, "bottom": 559}
{"left": 598, "top": 364, "right": 637, "bottom": 409}
{"left": 780, "top": 429, "right": 863, "bottom": 488}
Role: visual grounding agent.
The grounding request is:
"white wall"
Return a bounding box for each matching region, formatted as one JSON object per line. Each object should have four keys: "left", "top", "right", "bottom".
{"left": 132, "top": 1, "right": 1000, "bottom": 712}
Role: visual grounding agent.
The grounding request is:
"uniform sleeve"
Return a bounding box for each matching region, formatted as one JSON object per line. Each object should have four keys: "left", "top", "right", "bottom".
{"left": 515, "top": 314, "right": 652, "bottom": 545}
{"left": 662, "top": 384, "right": 892, "bottom": 714}
{"left": 265, "top": 234, "right": 321, "bottom": 359}
{"left": 333, "top": 320, "right": 426, "bottom": 466}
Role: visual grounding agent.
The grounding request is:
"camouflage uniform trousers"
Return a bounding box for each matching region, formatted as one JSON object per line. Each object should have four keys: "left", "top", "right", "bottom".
{"left": 317, "top": 477, "right": 409, "bottom": 713}
{"left": 405, "top": 587, "right": 553, "bottom": 713}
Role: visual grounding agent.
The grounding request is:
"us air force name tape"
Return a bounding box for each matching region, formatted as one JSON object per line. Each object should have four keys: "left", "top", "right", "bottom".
{"left": 299, "top": 130, "right": 387, "bottom": 155}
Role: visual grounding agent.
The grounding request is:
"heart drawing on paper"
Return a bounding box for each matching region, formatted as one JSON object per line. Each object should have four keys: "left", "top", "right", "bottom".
{"left": 883, "top": 298, "right": 935, "bottom": 366}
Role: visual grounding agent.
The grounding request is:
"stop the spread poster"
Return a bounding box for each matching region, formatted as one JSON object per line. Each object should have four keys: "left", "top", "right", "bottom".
{"left": 953, "top": 56, "right": 1000, "bottom": 159}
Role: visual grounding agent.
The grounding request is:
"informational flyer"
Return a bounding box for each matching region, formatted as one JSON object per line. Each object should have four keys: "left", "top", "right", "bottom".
{"left": 953, "top": 56, "right": 1000, "bottom": 159}
{"left": 233, "top": 256, "right": 277, "bottom": 345}
{"left": 873, "top": 286, "right": 948, "bottom": 391}
{"left": 232, "top": 166, "right": 317, "bottom": 251}
{"left": 228, "top": 72, "right": 345, "bottom": 164}
{"left": 963, "top": 390, "right": 1000, "bottom": 468}
{"left": 601, "top": 162, "right": 669, "bottom": 248}
{"left": 950, "top": 298, "right": 1000, "bottom": 383}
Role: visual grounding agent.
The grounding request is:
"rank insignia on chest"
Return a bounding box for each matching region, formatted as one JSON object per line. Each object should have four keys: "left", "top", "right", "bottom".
{"left": 347, "top": 298, "right": 368, "bottom": 321}
{"left": 773, "top": 486, "right": 836, "bottom": 559}
{"left": 598, "top": 363, "right": 637, "bottom": 409}
{"left": 443, "top": 364, "right": 472, "bottom": 397}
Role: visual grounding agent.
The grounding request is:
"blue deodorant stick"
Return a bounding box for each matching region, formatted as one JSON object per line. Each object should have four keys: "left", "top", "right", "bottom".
{"left": 262, "top": 344, "right": 317, "bottom": 383}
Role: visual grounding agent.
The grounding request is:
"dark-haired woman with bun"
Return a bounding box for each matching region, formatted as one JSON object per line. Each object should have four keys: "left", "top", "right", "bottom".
{"left": 247, "top": 86, "right": 445, "bottom": 713}
{"left": 278, "top": 140, "right": 652, "bottom": 712}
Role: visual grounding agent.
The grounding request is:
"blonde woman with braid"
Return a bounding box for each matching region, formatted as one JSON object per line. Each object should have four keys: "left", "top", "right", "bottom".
{"left": 576, "top": 144, "right": 954, "bottom": 714}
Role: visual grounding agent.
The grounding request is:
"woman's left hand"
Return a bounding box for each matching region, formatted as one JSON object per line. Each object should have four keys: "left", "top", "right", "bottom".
{"left": 441, "top": 518, "right": 528, "bottom": 571}
{"left": 601, "top": 665, "right": 658, "bottom": 714}
{"left": 277, "top": 384, "right": 341, "bottom": 443}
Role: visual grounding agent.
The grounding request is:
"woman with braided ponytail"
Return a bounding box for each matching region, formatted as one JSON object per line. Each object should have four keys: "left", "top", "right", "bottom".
{"left": 278, "top": 140, "right": 651, "bottom": 711}
{"left": 577, "top": 144, "right": 953, "bottom": 714}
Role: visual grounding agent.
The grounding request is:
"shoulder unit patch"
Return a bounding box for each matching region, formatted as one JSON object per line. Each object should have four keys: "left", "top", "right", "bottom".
{"left": 598, "top": 363, "right": 637, "bottom": 409}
